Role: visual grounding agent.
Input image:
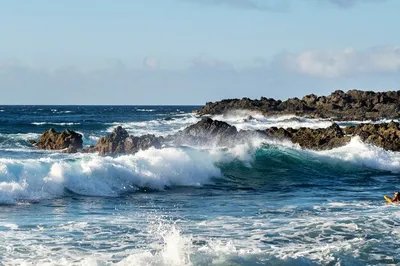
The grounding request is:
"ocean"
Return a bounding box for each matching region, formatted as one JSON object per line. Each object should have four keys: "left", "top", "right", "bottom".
{"left": 0, "top": 105, "right": 399, "bottom": 265}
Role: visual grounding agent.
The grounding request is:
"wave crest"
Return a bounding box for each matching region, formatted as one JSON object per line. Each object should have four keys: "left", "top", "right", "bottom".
{"left": 0, "top": 147, "right": 221, "bottom": 204}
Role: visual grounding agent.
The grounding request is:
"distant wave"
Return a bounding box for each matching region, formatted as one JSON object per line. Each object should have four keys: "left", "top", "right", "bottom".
{"left": 32, "top": 122, "right": 81, "bottom": 126}
{"left": 108, "top": 114, "right": 200, "bottom": 136}
{"left": 136, "top": 108, "right": 156, "bottom": 112}
{"left": 211, "top": 110, "right": 399, "bottom": 131}
{"left": 212, "top": 111, "right": 333, "bottom": 130}
{"left": 49, "top": 109, "right": 73, "bottom": 114}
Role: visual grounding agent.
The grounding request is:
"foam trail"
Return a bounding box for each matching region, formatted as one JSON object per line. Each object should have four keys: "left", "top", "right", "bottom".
{"left": 211, "top": 110, "right": 333, "bottom": 130}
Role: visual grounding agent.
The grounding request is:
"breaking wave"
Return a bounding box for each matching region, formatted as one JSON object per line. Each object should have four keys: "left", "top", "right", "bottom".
{"left": 0, "top": 135, "right": 399, "bottom": 205}
{"left": 0, "top": 147, "right": 221, "bottom": 204}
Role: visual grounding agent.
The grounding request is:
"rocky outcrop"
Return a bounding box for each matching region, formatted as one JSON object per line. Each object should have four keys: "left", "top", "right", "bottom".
{"left": 172, "top": 119, "right": 400, "bottom": 151}
{"left": 172, "top": 118, "right": 238, "bottom": 146}
{"left": 33, "top": 119, "right": 400, "bottom": 154}
{"left": 34, "top": 128, "right": 83, "bottom": 153}
{"left": 343, "top": 121, "right": 400, "bottom": 151}
{"left": 197, "top": 90, "right": 400, "bottom": 121}
{"left": 266, "top": 123, "right": 351, "bottom": 150}
{"left": 171, "top": 118, "right": 350, "bottom": 150}
{"left": 94, "top": 126, "right": 162, "bottom": 155}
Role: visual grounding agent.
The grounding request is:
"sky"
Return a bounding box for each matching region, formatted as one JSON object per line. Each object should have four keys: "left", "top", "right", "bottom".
{"left": 0, "top": 0, "right": 399, "bottom": 104}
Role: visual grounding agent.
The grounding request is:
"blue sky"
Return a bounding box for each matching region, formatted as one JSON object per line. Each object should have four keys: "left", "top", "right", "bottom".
{"left": 0, "top": 0, "right": 399, "bottom": 104}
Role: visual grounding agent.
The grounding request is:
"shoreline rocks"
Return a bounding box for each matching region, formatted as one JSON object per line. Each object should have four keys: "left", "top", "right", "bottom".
{"left": 32, "top": 118, "right": 400, "bottom": 154}
{"left": 265, "top": 123, "right": 351, "bottom": 150}
{"left": 197, "top": 90, "right": 400, "bottom": 121}
{"left": 343, "top": 121, "right": 400, "bottom": 151}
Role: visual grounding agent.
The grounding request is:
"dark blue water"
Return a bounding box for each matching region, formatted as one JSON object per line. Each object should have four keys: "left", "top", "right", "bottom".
{"left": 0, "top": 106, "right": 399, "bottom": 265}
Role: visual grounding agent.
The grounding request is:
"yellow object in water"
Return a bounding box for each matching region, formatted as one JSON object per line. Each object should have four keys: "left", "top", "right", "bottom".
{"left": 384, "top": 195, "right": 394, "bottom": 203}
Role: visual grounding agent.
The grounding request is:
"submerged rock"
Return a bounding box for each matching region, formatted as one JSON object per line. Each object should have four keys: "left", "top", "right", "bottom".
{"left": 35, "top": 128, "right": 83, "bottom": 153}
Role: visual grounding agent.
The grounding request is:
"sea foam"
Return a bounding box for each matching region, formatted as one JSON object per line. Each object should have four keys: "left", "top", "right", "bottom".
{"left": 0, "top": 147, "right": 221, "bottom": 204}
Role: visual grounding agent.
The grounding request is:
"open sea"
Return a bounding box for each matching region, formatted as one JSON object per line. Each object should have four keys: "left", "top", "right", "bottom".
{"left": 0, "top": 106, "right": 399, "bottom": 265}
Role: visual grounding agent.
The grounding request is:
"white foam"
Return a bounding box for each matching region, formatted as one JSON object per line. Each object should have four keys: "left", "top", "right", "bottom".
{"left": 108, "top": 114, "right": 200, "bottom": 136}
{"left": 136, "top": 108, "right": 156, "bottom": 112}
{"left": 317, "top": 137, "right": 400, "bottom": 173}
{"left": 0, "top": 133, "right": 41, "bottom": 149}
{"left": 211, "top": 110, "right": 333, "bottom": 131}
{"left": 0, "top": 133, "right": 40, "bottom": 141}
{"left": 32, "top": 122, "right": 80, "bottom": 126}
{"left": 0, "top": 199, "right": 397, "bottom": 265}
{"left": 210, "top": 110, "right": 399, "bottom": 132}
{"left": 0, "top": 147, "right": 221, "bottom": 204}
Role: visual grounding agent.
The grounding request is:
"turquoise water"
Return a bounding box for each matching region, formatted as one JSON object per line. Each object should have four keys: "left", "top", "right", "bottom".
{"left": 0, "top": 106, "right": 399, "bottom": 265}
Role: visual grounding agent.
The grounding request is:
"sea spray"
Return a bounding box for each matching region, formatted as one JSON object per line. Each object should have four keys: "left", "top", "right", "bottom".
{"left": 0, "top": 147, "right": 221, "bottom": 204}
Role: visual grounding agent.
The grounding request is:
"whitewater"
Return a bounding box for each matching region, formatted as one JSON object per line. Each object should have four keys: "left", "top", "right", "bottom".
{"left": 0, "top": 105, "right": 399, "bottom": 265}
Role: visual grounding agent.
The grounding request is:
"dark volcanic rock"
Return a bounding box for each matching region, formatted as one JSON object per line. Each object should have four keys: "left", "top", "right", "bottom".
{"left": 124, "top": 135, "right": 162, "bottom": 154}
{"left": 33, "top": 119, "right": 400, "bottom": 155}
{"left": 173, "top": 118, "right": 351, "bottom": 150}
{"left": 173, "top": 118, "right": 238, "bottom": 146}
{"left": 96, "top": 119, "right": 400, "bottom": 153}
{"left": 197, "top": 90, "right": 400, "bottom": 121}
{"left": 344, "top": 121, "right": 400, "bottom": 151}
{"left": 95, "top": 126, "right": 162, "bottom": 155}
{"left": 290, "top": 124, "right": 350, "bottom": 150}
{"left": 35, "top": 128, "right": 83, "bottom": 153}
{"left": 95, "top": 126, "right": 130, "bottom": 155}
{"left": 266, "top": 123, "right": 350, "bottom": 150}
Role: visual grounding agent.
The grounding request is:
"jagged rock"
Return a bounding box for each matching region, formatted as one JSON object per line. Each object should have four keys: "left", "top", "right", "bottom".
{"left": 173, "top": 118, "right": 351, "bottom": 150}
{"left": 266, "top": 123, "right": 350, "bottom": 150}
{"left": 95, "top": 126, "right": 130, "bottom": 155}
{"left": 290, "top": 124, "right": 350, "bottom": 150}
{"left": 124, "top": 135, "right": 162, "bottom": 154}
{"left": 197, "top": 90, "right": 400, "bottom": 120}
{"left": 95, "top": 126, "right": 162, "bottom": 155}
{"left": 33, "top": 119, "right": 400, "bottom": 155}
{"left": 173, "top": 118, "right": 238, "bottom": 146}
{"left": 344, "top": 121, "right": 400, "bottom": 151}
{"left": 35, "top": 128, "right": 83, "bottom": 153}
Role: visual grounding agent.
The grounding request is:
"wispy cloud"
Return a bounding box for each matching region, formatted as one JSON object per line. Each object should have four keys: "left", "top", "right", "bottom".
{"left": 182, "top": 0, "right": 288, "bottom": 11}
{"left": 183, "top": 0, "right": 385, "bottom": 10}
{"left": 276, "top": 46, "right": 400, "bottom": 78}
{"left": 327, "top": 0, "right": 386, "bottom": 8}
{"left": 1, "top": 47, "right": 399, "bottom": 104}
{"left": 143, "top": 56, "right": 160, "bottom": 69}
